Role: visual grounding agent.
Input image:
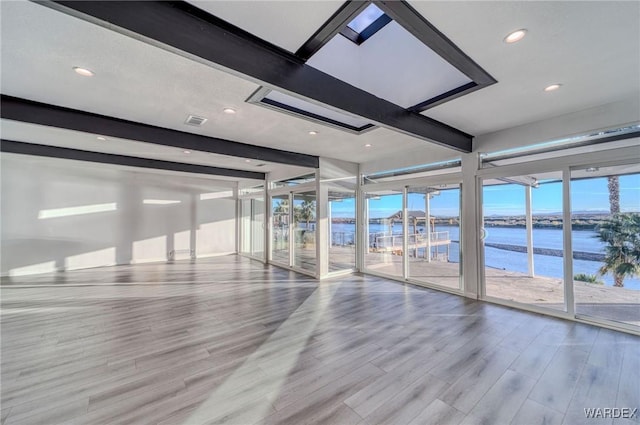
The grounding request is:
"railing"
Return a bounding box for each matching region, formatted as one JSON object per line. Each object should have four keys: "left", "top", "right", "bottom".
{"left": 331, "top": 231, "right": 356, "bottom": 246}
{"left": 371, "top": 231, "right": 450, "bottom": 249}
{"left": 168, "top": 249, "right": 195, "bottom": 260}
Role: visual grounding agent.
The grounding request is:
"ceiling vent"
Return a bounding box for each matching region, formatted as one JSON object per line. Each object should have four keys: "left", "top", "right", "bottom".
{"left": 185, "top": 115, "right": 207, "bottom": 126}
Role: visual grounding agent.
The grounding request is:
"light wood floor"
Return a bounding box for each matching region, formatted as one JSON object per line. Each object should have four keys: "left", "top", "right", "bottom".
{"left": 1, "top": 256, "right": 638, "bottom": 425}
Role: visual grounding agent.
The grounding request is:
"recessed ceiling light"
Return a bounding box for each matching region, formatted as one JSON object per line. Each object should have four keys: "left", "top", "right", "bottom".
{"left": 586, "top": 167, "right": 599, "bottom": 173}
{"left": 308, "top": 131, "right": 318, "bottom": 136}
{"left": 504, "top": 29, "right": 527, "bottom": 44}
{"left": 365, "top": 143, "right": 372, "bottom": 148}
{"left": 223, "top": 108, "right": 236, "bottom": 114}
{"left": 245, "top": 159, "right": 252, "bottom": 163}
{"left": 96, "top": 136, "right": 106, "bottom": 141}
{"left": 73, "top": 67, "right": 94, "bottom": 77}
{"left": 544, "top": 84, "right": 562, "bottom": 92}
{"left": 183, "top": 150, "right": 191, "bottom": 154}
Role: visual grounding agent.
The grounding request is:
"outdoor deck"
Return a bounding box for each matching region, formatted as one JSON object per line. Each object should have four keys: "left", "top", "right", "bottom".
{"left": 361, "top": 249, "right": 640, "bottom": 326}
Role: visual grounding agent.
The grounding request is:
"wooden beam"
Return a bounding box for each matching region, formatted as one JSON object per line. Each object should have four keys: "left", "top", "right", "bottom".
{"left": 1, "top": 139, "right": 266, "bottom": 180}
{"left": 47, "top": 0, "right": 473, "bottom": 152}
{"left": 1, "top": 95, "right": 319, "bottom": 168}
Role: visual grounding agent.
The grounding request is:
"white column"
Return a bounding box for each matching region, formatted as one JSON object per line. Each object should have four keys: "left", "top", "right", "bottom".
{"left": 461, "top": 152, "right": 481, "bottom": 299}
{"left": 317, "top": 171, "right": 329, "bottom": 278}
{"left": 328, "top": 200, "right": 333, "bottom": 247}
{"left": 425, "top": 192, "right": 431, "bottom": 262}
{"left": 402, "top": 187, "right": 409, "bottom": 279}
{"left": 562, "top": 168, "right": 575, "bottom": 316}
{"left": 190, "top": 193, "right": 197, "bottom": 261}
{"left": 289, "top": 192, "right": 294, "bottom": 268}
{"left": 363, "top": 197, "right": 369, "bottom": 269}
{"left": 234, "top": 182, "right": 240, "bottom": 256}
{"left": 526, "top": 185, "right": 535, "bottom": 277}
{"left": 264, "top": 180, "right": 271, "bottom": 263}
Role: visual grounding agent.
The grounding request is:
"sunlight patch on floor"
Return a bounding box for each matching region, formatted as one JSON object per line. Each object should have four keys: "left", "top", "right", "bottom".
{"left": 183, "top": 282, "right": 340, "bottom": 424}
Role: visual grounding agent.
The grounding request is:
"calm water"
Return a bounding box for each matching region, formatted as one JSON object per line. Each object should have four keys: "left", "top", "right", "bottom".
{"left": 329, "top": 222, "right": 640, "bottom": 289}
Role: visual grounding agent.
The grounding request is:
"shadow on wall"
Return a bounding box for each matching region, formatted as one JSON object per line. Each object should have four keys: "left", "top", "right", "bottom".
{"left": 1, "top": 154, "right": 239, "bottom": 277}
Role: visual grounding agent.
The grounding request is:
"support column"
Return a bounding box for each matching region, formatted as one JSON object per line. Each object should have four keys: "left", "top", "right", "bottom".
{"left": 562, "top": 168, "right": 575, "bottom": 315}
{"left": 234, "top": 182, "right": 240, "bottom": 256}
{"left": 264, "top": 178, "right": 271, "bottom": 263}
{"left": 362, "top": 197, "right": 369, "bottom": 270}
{"left": 526, "top": 185, "right": 534, "bottom": 277}
{"left": 317, "top": 170, "right": 329, "bottom": 278}
{"left": 402, "top": 187, "right": 409, "bottom": 279}
{"left": 328, "top": 200, "right": 333, "bottom": 248}
{"left": 425, "top": 192, "right": 431, "bottom": 262}
{"left": 190, "top": 192, "right": 197, "bottom": 261}
{"left": 461, "top": 152, "right": 481, "bottom": 299}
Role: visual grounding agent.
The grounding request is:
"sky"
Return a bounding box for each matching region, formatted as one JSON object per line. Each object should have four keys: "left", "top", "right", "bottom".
{"left": 327, "top": 174, "right": 640, "bottom": 218}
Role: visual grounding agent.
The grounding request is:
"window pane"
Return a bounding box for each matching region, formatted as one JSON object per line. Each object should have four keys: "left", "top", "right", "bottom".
{"left": 571, "top": 166, "right": 640, "bottom": 327}
{"left": 483, "top": 173, "right": 565, "bottom": 311}
{"left": 364, "top": 189, "right": 404, "bottom": 278}
{"left": 271, "top": 194, "right": 289, "bottom": 265}
{"left": 251, "top": 198, "right": 265, "bottom": 259}
{"left": 240, "top": 199, "right": 251, "bottom": 256}
{"left": 293, "top": 192, "right": 316, "bottom": 272}
{"left": 329, "top": 188, "right": 356, "bottom": 272}
{"left": 347, "top": 4, "right": 385, "bottom": 33}
{"left": 407, "top": 184, "right": 461, "bottom": 290}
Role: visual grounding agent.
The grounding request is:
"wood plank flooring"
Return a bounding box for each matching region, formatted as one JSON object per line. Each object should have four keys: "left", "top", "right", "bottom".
{"left": 1, "top": 255, "right": 638, "bottom": 425}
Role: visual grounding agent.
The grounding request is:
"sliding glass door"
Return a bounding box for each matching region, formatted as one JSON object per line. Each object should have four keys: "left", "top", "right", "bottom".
{"left": 269, "top": 188, "right": 317, "bottom": 276}
{"left": 292, "top": 191, "right": 317, "bottom": 272}
{"left": 361, "top": 176, "right": 463, "bottom": 290}
{"left": 328, "top": 188, "right": 356, "bottom": 272}
{"left": 407, "top": 184, "right": 461, "bottom": 290}
{"left": 363, "top": 188, "right": 404, "bottom": 279}
{"left": 271, "top": 194, "right": 290, "bottom": 266}
{"left": 481, "top": 172, "right": 566, "bottom": 311}
{"left": 571, "top": 164, "right": 640, "bottom": 327}
{"left": 479, "top": 160, "right": 639, "bottom": 332}
{"left": 239, "top": 197, "right": 265, "bottom": 260}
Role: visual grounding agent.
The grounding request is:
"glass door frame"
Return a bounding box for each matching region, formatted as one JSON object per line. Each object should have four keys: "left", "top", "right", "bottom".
{"left": 476, "top": 145, "right": 639, "bottom": 334}
{"left": 359, "top": 173, "right": 464, "bottom": 294}
{"left": 268, "top": 181, "right": 318, "bottom": 278}
{"left": 326, "top": 186, "right": 358, "bottom": 277}
{"left": 569, "top": 160, "right": 640, "bottom": 333}
{"left": 478, "top": 170, "right": 568, "bottom": 315}
{"left": 238, "top": 190, "right": 267, "bottom": 263}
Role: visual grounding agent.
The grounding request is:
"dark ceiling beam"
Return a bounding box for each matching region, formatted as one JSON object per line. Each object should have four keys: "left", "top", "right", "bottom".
{"left": 1, "top": 140, "right": 266, "bottom": 180}
{"left": 296, "top": 1, "right": 367, "bottom": 60}
{"left": 46, "top": 0, "right": 473, "bottom": 152}
{"left": 1, "top": 95, "right": 319, "bottom": 168}
{"left": 377, "top": 1, "right": 496, "bottom": 87}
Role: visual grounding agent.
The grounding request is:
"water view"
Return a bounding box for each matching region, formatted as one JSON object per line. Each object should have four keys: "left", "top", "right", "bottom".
{"left": 329, "top": 222, "right": 640, "bottom": 289}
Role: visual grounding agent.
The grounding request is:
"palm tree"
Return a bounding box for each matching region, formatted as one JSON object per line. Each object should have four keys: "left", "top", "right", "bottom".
{"left": 597, "top": 213, "right": 640, "bottom": 287}
{"left": 298, "top": 199, "right": 315, "bottom": 230}
{"left": 274, "top": 199, "right": 289, "bottom": 225}
{"left": 608, "top": 176, "right": 620, "bottom": 214}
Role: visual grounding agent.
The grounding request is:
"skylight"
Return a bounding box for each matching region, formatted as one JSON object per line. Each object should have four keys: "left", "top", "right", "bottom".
{"left": 348, "top": 4, "right": 384, "bottom": 33}
{"left": 247, "top": 2, "right": 494, "bottom": 135}
{"left": 247, "top": 87, "right": 374, "bottom": 133}
{"left": 341, "top": 4, "right": 391, "bottom": 45}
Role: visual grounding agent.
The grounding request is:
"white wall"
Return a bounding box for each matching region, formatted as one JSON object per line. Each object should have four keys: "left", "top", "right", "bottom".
{"left": 473, "top": 96, "right": 640, "bottom": 153}
{"left": 1, "top": 153, "right": 237, "bottom": 276}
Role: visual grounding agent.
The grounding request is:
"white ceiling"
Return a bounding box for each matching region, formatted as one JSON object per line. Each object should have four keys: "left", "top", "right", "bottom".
{"left": 1, "top": 149, "right": 255, "bottom": 193}
{"left": 306, "top": 21, "right": 471, "bottom": 108}
{"left": 1, "top": 0, "right": 638, "bottom": 174}
{"left": 189, "top": 1, "right": 344, "bottom": 54}
{"left": 0, "top": 119, "right": 300, "bottom": 176}
{"left": 419, "top": 1, "right": 640, "bottom": 134}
